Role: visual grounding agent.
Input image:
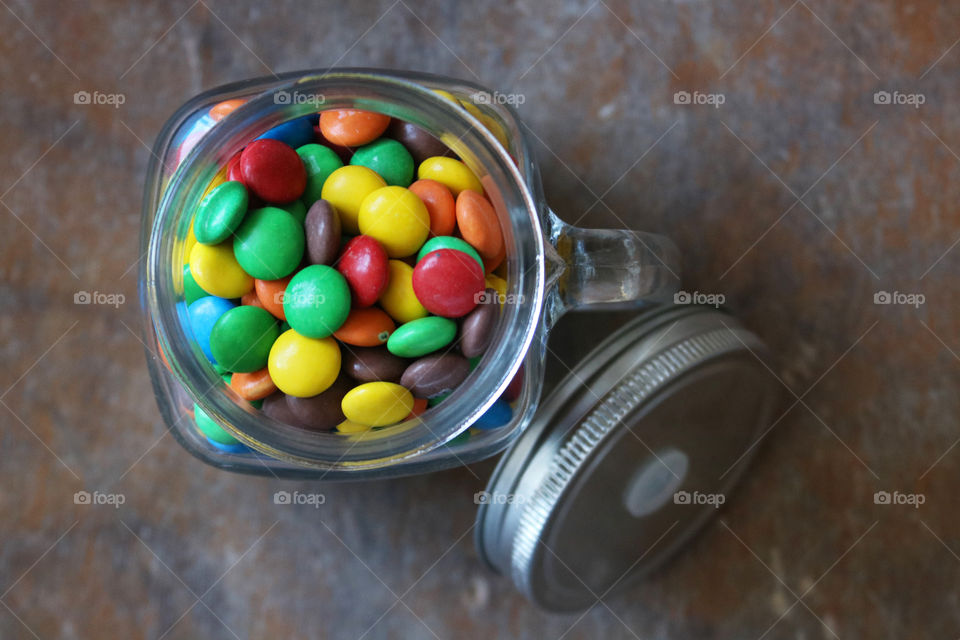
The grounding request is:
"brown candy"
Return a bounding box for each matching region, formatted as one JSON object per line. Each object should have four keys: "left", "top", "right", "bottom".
{"left": 387, "top": 120, "right": 454, "bottom": 165}
{"left": 401, "top": 354, "right": 471, "bottom": 398}
{"left": 343, "top": 347, "right": 408, "bottom": 383}
{"left": 285, "top": 375, "right": 352, "bottom": 431}
{"left": 262, "top": 392, "right": 311, "bottom": 429}
{"left": 459, "top": 288, "right": 499, "bottom": 357}
{"left": 304, "top": 199, "right": 341, "bottom": 265}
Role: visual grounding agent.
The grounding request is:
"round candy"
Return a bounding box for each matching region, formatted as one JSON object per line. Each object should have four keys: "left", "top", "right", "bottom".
{"left": 409, "top": 179, "right": 456, "bottom": 237}
{"left": 473, "top": 399, "right": 513, "bottom": 430}
{"left": 226, "top": 152, "right": 244, "bottom": 183}
{"left": 183, "top": 264, "right": 207, "bottom": 305}
{"left": 187, "top": 296, "right": 235, "bottom": 362}
{"left": 416, "top": 236, "right": 483, "bottom": 270}
{"left": 229, "top": 367, "right": 277, "bottom": 401}
{"left": 297, "top": 143, "right": 343, "bottom": 206}
{"left": 232, "top": 207, "right": 305, "bottom": 280}
{"left": 193, "top": 181, "right": 249, "bottom": 245}
{"left": 336, "top": 235, "right": 389, "bottom": 307}
{"left": 417, "top": 157, "right": 483, "bottom": 196}
{"left": 350, "top": 138, "right": 415, "bottom": 187}
{"left": 320, "top": 165, "right": 386, "bottom": 234}
{"left": 189, "top": 241, "right": 254, "bottom": 299}
{"left": 333, "top": 307, "right": 395, "bottom": 347}
{"left": 341, "top": 382, "right": 414, "bottom": 427}
{"left": 455, "top": 190, "right": 503, "bottom": 260}
{"left": 401, "top": 354, "right": 471, "bottom": 398}
{"left": 254, "top": 276, "right": 291, "bottom": 320}
{"left": 194, "top": 404, "right": 241, "bottom": 445}
{"left": 209, "top": 305, "right": 280, "bottom": 373}
{"left": 459, "top": 289, "right": 500, "bottom": 357}
{"left": 379, "top": 260, "right": 427, "bottom": 323}
{"left": 342, "top": 347, "right": 408, "bottom": 383}
{"left": 278, "top": 199, "right": 307, "bottom": 225}
{"left": 387, "top": 316, "right": 457, "bottom": 358}
{"left": 336, "top": 419, "right": 372, "bottom": 434}
{"left": 357, "top": 186, "right": 430, "bottom": 258}
{"left": 407, "top": 397, "right": 429, "bottom": 419}
{"left": 256, "top": 116, "right": 315, "bottom": 149}
{"left": 319, "top": 109, "right": 391, "bottom": 147}
{"left": 503, "top": 364, "right": 524, "bottom": 402}
{"left": 262, "top": 392, "right": 311, "bottom": 428}
{"left": 239, "top": 139, "right": 306, "bottom": 204}
{"left": 411, "top": 249, "right": 485, "bottom": 318}
{"left": 304, "top": 199, "right": 342, "bottom": 265}
{"left": 285, "top": 375, "right": 352, "bottom": 431}
{"left": 386, "top": 120, "right": 452, "bottom": 165}
{"left": 268, "top": 329, "right": 341, "bottom": 397}
{"left": 283, "top": 265, "right": 351, "bottom": 338}
{"left": 209, "top": 98, "right": 246, "bottom": 122}
{"left": 241, "top": 290, "right": 265, "bottom": 310}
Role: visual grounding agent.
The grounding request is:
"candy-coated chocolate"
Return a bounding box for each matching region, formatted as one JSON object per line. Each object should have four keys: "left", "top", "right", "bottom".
{"left": 502, "top": 364, "right": 524, "bottom": 402}
{"left": 209, "top": 98, "right": 246, "bottom": 122}
{"left": 183, "top": 264, "right": 207, "bottom": 305}
{"left": 283, "top": 264, "right": 351, "bottom": 338}
{"left": 336, "top": 235, "right": 389, "bottom": 308}
{"left": 187, "top": 296, "right": 235, "bottom": 362}
{"left": 262, "top": 392, "right": 311, "bottom": 428}
{"left": 342, "top": 346, "right": 407, "bottom": 383}
{"left": 256, "top": 116, "right": 315, "bottom": 150}
{"left": 333, "top": 307, "right": 395, "bottom": 347}
{"left": 341, "top": 382, "right": 414, "bottom": 427}
{"left": 386, "top": 316, "right": 457, "bottom": 358}
{"left": 485, "top": 273, "right": 507, "bottom": 307}
{"left": 386, "top": 120, "right": 452, "bottom": 165}
{"left": 379, "top": 260, "right": 427, "bottom": 323}
{"left": 319, "top": 109, "right": 391, "bottom": 147}
{"left": 407, "top": 397, "right": 429, "bottom": 419}
{"left": 320, "top": 165, "right": 386, "bottom": 234}
{"left": 350, "top": 138, "right": 415, "bottom": 187}
{"left": 455, "top": 189, "right": 503, "bottom": 260}
{"left": 408, "top": 179, "right": 456, "bottom": 237}
{"left": 209, "top": 305, "right": 279, "bottom": 373}
{"left": 239, "top": 138, "right": 306, "bottom": 204}
{"left": 226, "top": 152, "right": 244, "bottom": 183}
{"left": 473, "top": 399, "right": 512, "bottom": 430}
{"left": 411, "top": 249, "right": 485, "bottom": 318}
{"left": 336, "top": 419, "right": 372, "bottom": 434}
{"left": 285, "top": 375, "right": 352, "bottom": 431}
{"left": 232, "top": 207, "right": 305, "bottom": 280}
{"left": 459, "top": 288, "right": 499, "bottom": 357}
{"left": 229, "top": 367, "right": 278, "bottom": 401}
{"left": 400, "top": 353, "right": 471, "bottom": 398}
{"left": 304, "top": 199, "right": 342, "bottom": 265}
{"left": 241, "top": 290, "right": 265, "bottom": 309}
{"left": 254, "top": 276, "right": 291, "bottom": 320}
{"left": 417, "top": 157, "right": 483, "bottom": 196}
{"left": 278, "top": 199, "right": 307, "bottom": 225}
{"left": 193, "top": 181, "right": 249, "bottom": 245}
{"left": 194, "top": 403, "right": 241, "bottom": 445}
{"left": 189, "top": 241, "right": 254, "bottom": 299}
{"left": 297, "top": 143, "right": 343, "bottom": 206}
{"left": 416, "top": 235, "right": 483, "bottom": 270}
{"left": 358, "top": 186, "right": 430, "bottom": 258}
{"left": 268, "top": 329, "right": 341, "bottom": 397}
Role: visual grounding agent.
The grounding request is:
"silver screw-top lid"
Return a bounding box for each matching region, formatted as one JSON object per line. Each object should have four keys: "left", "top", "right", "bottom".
{"left": 475, "top": 305, "right": 780, "bottom": 611}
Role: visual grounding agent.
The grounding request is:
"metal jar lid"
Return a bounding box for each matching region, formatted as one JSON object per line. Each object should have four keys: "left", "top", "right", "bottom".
{"left": 474, "top": 305, "right": 781, "bottom": 611}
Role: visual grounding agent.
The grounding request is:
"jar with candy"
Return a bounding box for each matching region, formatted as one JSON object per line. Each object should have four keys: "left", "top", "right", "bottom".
{"left": 141, "top": 70, "right": 778, "bottom": 609}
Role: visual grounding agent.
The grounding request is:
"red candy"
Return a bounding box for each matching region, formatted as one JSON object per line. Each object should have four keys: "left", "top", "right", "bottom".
{"left": 239, "top": 139, "right": 306, "bottom": 204}
{"left": 226, "top": 152, "right": 244, "bottom": 183}
{"left": 411, "top": 249, "right": 485, "bottom": 318}
{"left": 336, "top": 235, "right": 390, "bottom": 308}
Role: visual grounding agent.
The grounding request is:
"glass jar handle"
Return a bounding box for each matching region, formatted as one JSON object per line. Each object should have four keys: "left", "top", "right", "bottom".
{"left": 545, "top": 210, "right": 681, "bottom": 321}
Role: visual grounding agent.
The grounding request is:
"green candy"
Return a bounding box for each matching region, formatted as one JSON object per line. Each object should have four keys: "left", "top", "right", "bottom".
{"left": 278, "top": 199, "right": 307, "bottom": 225}
{"left": 183, "top": 264, "right": 207, "bottom": 305}
{"left": 297, "top": 144, "right": 343, "bottom": 206}
{"left": 350, "top": 138, "right": 414, "bottom": 187}
{"left": 194, "top": 403, "right": 240, "bottom": 445}
{"left": 283, "top": 264, "right": 351, "bottom": 338}
{"left": 428, "top": 390, "right": 452, "bottom": 407}
{"left": 387, "top": 317, "right": 457, "bottom": 358}
{"left": 193, "top": 181, "right": 249, "bottom": 244}
{"left": 444, "top": 429, "right": 470, "bottom": 445}
{"left": 416, "top": 236, "right": 484, "bottom": 270}
{"left": 232, "top": 207, "right": 305, "bottom": 279}
{"left": 209, "top": 305, "right": 279, "bottom": 372}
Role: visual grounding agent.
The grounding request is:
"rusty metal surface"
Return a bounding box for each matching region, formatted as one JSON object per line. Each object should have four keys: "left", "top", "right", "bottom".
{"left": 2, "top": 1, "right": 959, "bottom": 638}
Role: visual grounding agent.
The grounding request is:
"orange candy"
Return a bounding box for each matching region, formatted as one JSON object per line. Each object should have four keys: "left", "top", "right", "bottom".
{"left": 406, "top": 397, "right": 428, "bottom": 420}
{"left": 409, "top": 179, "right": 456, "bottom": 237}
{"left": 456, "top": 190, "right": 503, "bottom": 260}
{"left": 241, "top": 291, "right": 265, "bottom": 309}
{"left": 230, "top": 367, "right": 278, "bottom": 401}
{"left": 333, "top": 307, "right": 396, "bottom": 347}
{"left": 255, "top": 276, "right": 291, "bottom": 320}
{"left": 209, "top": 99, "right": 247, "bottom": 122}
{"left": 483, "top": 239, "right": 506, "bottom": 274}
{"left": 319, "top": 109, "right": 391, "bottom": 147}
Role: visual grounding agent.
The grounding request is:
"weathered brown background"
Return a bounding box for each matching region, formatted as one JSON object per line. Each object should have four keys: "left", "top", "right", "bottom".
{"left": 2, "top": 1, "right": 959, "bottom": 638}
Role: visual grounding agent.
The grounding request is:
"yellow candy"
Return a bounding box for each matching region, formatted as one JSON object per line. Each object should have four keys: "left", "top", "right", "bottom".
{"left": 432, "top": 89, "right": 458, "bottom": 105}
{"left": 485, "top": 273, "right": 507, "bottom": 308}
{"left": 336, "top": 419, "right": 372, "bottom": 434}
{"left": 341, "top": 382, "right": 414, "bottom": 427}
{"left": 358, "top": 186, "right": 430, "bottom": 258}
{"left": 268, "top": 329, "right": 341, "bottom": 398}
{"left": 380, "top": 260, "right": 427, "bottom": 323}
{"left": 189, "top": 241, "right": 254, "bottom": 298}
{"left": 183, "top": 220, "right": 198, "bottom": 265}
{"left": 417, "top": 157, "right": 483, "bottom": 197}
{"left": 321, "top": 165, "right": 386, "bottom": 234}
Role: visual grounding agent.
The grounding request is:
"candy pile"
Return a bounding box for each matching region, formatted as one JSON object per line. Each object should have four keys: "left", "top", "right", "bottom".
{"left": 181, "top": 103, "right": 520, "bottom": 448}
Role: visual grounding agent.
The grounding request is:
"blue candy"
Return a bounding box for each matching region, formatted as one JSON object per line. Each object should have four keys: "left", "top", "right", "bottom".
{"left": 205, "top": 437, "right": 250, "bottom": 454}
{"left": 256, "top": 116, "right": 315, "bottom": 149}
{"left": 187, "top": 296, "right": 235, "bottom": 362}
{"left": 473, "top": 399, "right": 513, "bottom": 430}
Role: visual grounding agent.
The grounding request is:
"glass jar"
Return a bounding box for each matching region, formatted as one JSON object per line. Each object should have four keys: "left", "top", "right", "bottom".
{"left": 140, "top": 69, "right": 681, "bottom": 479}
